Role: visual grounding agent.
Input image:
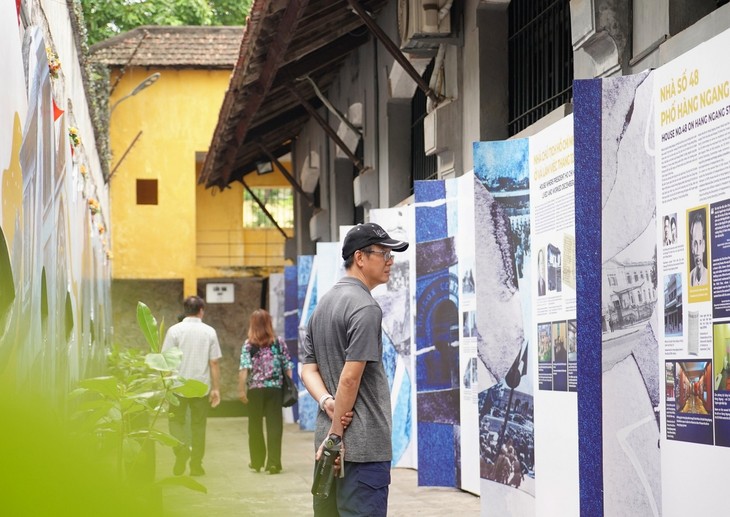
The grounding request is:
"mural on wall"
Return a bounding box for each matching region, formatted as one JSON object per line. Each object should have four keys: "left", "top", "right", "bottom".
{"left": 473, "top": 139, "right": 535, "bottom": 515}
{"left": 414, "top": 179, "right": 461, "bottom": 487}
{"left": 370, "top": 207, "right": 417, "bottom": 469}
{"left": 1, "top": 11, "right": 111, "bottom": 400}
{"left": 575, "top": 70, "right": 661, "bottom": 517}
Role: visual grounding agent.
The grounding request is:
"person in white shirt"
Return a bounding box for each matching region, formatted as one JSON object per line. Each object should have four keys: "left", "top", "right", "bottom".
{"left": 162, "top": 295, "right": 222, "bottom": 476}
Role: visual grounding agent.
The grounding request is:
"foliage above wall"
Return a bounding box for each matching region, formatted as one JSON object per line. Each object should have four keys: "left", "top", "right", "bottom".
{"left": 80, "top": 0, "right": 253, "bottom": 45}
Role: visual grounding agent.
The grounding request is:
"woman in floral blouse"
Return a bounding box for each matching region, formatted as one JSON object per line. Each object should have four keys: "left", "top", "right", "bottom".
{"left": 238, "top": 309, "right": 293, "bottom": 474}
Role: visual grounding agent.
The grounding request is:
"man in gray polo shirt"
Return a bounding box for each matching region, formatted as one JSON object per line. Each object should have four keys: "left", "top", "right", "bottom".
{"left": 302, "top": 222, "right": 408, "bottom": 517}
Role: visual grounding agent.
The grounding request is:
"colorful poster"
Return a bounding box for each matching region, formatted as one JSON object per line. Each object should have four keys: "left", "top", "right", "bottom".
{"left": 284, "top": 265, "right": 299, "bottom": 423}
{"left": 653, "top": 27, "right": 730, "bottom": 516}
{"left": 575, "top": 70, "right": 662, "bottom": 517}
{"left": 529, "top": 114, "right": 579, "bottom": 516}
{"left": 268, "top": 273, "right": 285, "bottom": 339}
{"left": 370, "top": 207, "right": 418, "bottom": 469}
{"left": 414, "top": 179, "right": 461, "bottom": 487}
{"left": 473, "top": 139, "right": 535, "bottom": 515}
{"left": 316, "top": 242, "right": 344, "bottom": 298}
{"left": 297, "top": 255, "right": 317, "bottom": 431}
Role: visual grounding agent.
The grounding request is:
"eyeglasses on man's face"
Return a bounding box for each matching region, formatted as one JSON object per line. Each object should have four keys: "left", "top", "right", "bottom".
{"left": 362, "top": 248, "right": 393, "bottom": 262}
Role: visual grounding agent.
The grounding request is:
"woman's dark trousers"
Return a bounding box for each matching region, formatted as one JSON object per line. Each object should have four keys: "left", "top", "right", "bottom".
{"left": 247, "top": 387, "right": 283, "bottom": 470}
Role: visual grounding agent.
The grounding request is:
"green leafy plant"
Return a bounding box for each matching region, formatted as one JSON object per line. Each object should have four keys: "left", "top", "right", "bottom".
{"left": 71, "top": 302, "right": 208, "bottom": 496}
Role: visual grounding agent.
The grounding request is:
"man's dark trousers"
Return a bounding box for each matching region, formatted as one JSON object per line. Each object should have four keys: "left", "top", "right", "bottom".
{"left": 170, "top": 395, "right": 209, "bottom": 468}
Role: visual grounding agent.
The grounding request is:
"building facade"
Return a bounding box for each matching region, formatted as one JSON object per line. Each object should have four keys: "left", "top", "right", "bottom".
{"left": 603, "top": 258, "right": 657, "bottom": 330}
{"left": 90, "top": 27, "right": 296, "bottom": 400}
{"left": 202, "top": 0, "right": 730, "bottom": 257}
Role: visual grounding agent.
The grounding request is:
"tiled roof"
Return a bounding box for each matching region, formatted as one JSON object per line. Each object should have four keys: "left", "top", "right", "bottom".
{"left": 89, "top": 26, "right": 244, "bottom": 69}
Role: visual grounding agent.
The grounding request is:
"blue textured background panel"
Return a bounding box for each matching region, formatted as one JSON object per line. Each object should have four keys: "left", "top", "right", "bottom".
{"left": 298, "top": 255, "right": 317, "bottom": 431}
{"left": 415, "top": 180, "right": 447, "bottom": 242}
{"left": 417, "top": 422, "right": 456, "bottom": 487}
{"left": 573, "top": 78, "right": 604, "bottom": 517}
{"left": 391, "top": 368, "right": 412, "bottom": 465}
{"left": 284, "top": 266, "right": 298, "bottom": 341}
{"left": 415, "top": 179, "right": 461, "bottom": 488}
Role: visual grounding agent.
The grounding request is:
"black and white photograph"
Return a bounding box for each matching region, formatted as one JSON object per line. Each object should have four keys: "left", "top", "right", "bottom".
{"left": 663, "top": 213, "right": 678, "bottom": 246}
{"left": 538, "top": 323, "right": 552, "bottom": 363}
{"left": 547, "top": 244, "right": 562, "bottom": 293}
{"left": 663, "top": 273, "right": 683, "bottom": 337}
{"left": 462, "top": 267, "right": 475, "bottom": 294}
{"left": 687, "top": 206, "right": 709, "bottom": 289}
{"left": 478, "top": 383, "right": 535, "bottom": 495}
{"left": 567, "top": 319, "right": 577, "bottom": 362}
{"left": 463, "top": 357, "right": 478, "bottom": 389}
{"left": 552, "top": 321, "right": 567, "bottom": 363}
{"left": 463, "top": 310, "right": 477, "bottom": 338}
{"left": 537, "top": 248, "right": 546, "bottom": 297}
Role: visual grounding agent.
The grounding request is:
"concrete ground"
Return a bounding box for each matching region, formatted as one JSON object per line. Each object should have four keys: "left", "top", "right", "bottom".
{"left": 159, "top": 417, "right": 480, "bottom": 516}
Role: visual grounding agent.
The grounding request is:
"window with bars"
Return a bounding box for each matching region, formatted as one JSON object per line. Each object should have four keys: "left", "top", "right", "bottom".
{"left": 508, "top": 0, "right": 574, "bottom": 136}
{"left": 243, "top": 187, "right": 294, "bottom": 229}
{"left": 410, "top": 60, "right": 437, "bottom": 192}
{"left": 354, "top": 140, "right": 364, "bottom": 224}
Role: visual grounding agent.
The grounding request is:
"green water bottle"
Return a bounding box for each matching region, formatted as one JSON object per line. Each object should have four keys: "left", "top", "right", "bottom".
{"left": 311, "top": 434, "right": 342, "bottom": 499}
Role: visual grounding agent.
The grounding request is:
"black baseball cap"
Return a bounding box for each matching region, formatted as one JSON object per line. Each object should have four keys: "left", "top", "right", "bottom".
{"left": 342, "top": 223, "right": 409, "bottom": 260}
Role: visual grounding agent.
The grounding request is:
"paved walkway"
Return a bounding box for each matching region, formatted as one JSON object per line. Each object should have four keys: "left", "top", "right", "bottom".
{"left": 159, "top": 417, "right": 480, "bottom": 516}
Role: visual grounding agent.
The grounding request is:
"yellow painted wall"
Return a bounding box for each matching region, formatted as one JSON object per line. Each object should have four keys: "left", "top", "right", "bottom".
{"left": 110, "top": 67, "right": 293, "bottom": 295}
{"left": 195, "top": 163, "right": 294, "bottom": 273}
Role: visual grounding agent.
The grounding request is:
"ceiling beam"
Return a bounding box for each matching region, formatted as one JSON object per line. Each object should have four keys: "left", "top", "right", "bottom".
{"left": 241, "top": 179, "right": 289, "bottom": 239}
{"left": 275, "top": 31, "right": 369, "bottom": 84}
{"left": 227, "top": 142, "right": 293, "bottom": 186}
{"left": 346, "top": 0, "right": 441, "bottom": 104}
{"left": 219, "top": 0, "right": 311, "bottom": 186}
{"left": 199, "top": 0, "right": 274, "bottom": 186}
{"left": 287, "top": 85, "right": 365, "bottom": 172}
{"left": 257, "top": 142, "right": 314, "bottom": 206}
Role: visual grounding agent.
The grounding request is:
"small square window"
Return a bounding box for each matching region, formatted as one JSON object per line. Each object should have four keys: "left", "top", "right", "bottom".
{"left": 137, "top": 179, "right": 158, "bottom": 205}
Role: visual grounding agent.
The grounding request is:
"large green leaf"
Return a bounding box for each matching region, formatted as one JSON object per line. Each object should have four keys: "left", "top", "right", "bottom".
{"left": 157, "top": 475, "right": 208, "bottom": 493}
{"left": 107, "top": 406, "right": 122, "bottom": 421}
{"left": 148, "top": 428, "right": 181, "bottom": 448}
{"left": 162, "top": 347, "right": 183, "bottom": 369}
{"left": 128, "top": 376, "right": 158, "bottom": 391}
{"left": 136, "top": 302, "right": 160, "bottom": 352}
{"left": 128, "top": 429, "right": 150, "bottom": 439}
{"left": 172, "top": 379, "right": 208, "bottom": 398}
{"left": 78, "top": 406, "right": 116, "bottom": 431}
{"left": 122, "top": 437, "right": 142, "bottom": 462}
{"left": 145, "top": 347, "right": 182, "bottom": 371}
{"left": 78, "top": 376, "right": 120, "bottom": 399}
{"left": 68, "top": 387, "right": 88, "bottom": 399}
{"left": 120, "top": 401, "right": 146, "bottom": 415}
{"left": 76, "top": 398, "right": 115, "bottom": 411}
